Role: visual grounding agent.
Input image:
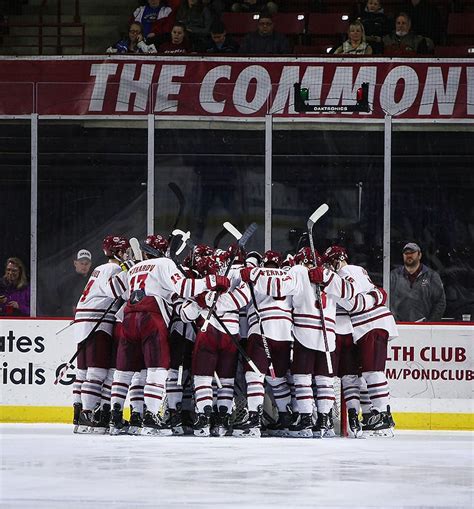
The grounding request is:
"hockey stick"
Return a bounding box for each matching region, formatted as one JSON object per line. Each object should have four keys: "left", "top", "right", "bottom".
{"left": 171, "top": 229, "right": 191, "bottom": 256}
{"left": 223, "top": 222, "right": 276, "bottom": 380}
{"left": 168, "top": 182, "right": 185, "bottom": 230}
{"left": 307, "top": 203, "right": 333, "bottom": 375}
{"left": 130, "top": 237, "right": 143, "bottom": 262}
{"left": 54, "top": 296, "right": 120, "bottom": 385}
{"left": 213, "top": 227, "right": 229, "bottom": 248}
{"left": 201, "top": 222, "right": 258, "bottom": 332}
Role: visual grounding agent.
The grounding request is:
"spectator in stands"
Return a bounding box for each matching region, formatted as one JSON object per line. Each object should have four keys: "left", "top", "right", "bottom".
{"left": 239, "top": 12, "right": 290, "bottom": 54}
{"left": 231, "top": 0, "right": 278, "bottom": 14}
{"left": 0, "top": 257, "right": 30, "bottom": 317}
{"left": 56, "top": 249, "right": 92, "bottom": 317}
{"left": 402, "top": 0, "right": 443, "bottom": 44}
{"left": 132, "top": 0, "right": 174, "bottom": 47}
{"left": 383, "top": 12, "right": 434, "bottom": 55}
{"left": 106, "top": 22, "right": 158, "bottom": 53}
{"left": 159, "top": 21, "right": 192, "bottom": 53}
{"left": 334, "top": 19, "right": 373, "bottom": 54}
{"left": 176, "top": 0, "right": 214, "bottom": 51}
{"left": 360, "top": 0, "right": 390, "bottom": 54}
{"left": 390, "top": 242, "right": 446, "bottom": 322}
{"left": 204, "top": 21, "right": 239, "bottom": 52}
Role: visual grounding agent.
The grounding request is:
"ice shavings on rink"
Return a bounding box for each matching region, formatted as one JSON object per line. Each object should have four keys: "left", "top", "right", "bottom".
{"left": 0, "top": 424, "right": 472, "bottom": 509}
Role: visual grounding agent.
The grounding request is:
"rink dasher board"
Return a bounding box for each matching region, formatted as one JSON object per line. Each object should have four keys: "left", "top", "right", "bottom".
{"left": 0, "top": 319, "right": 473, "bottom": 430}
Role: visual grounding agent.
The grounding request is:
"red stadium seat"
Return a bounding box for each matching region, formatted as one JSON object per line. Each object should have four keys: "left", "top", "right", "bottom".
{"left": 306, "top": 13, "right": 349, "bottom": 46}
{"left": 272, "top": 13, "right": 306, "bottom": 36}
{"left": 293, "top": 43, "right": 333, "bottom": 55}
{"left": 434, "top": 45, "right": 474, "bottom": 56}
{"left": 447, "top": 13, "right": 474, "bottom": 45}
{"left": 221, "top": 12, "right": 259, "bottom": 35}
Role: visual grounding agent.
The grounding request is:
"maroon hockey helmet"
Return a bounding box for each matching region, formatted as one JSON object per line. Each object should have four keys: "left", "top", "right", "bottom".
{"left": 102, "top": 235, "right": 130, "bottom": 257}
{"left": 194, "top": 256, "right": 219, "bottom": 276}
{"left": 294, "top": 246, "right": 322, "bottom": 267}
{"left": 323, "top": 245, "right": 348, "bottom": 265}
{"left": 261, "top": 250, "right": 282, "bottom": 268}
{"left": 142, "top": 234, "right": 169, "bottom": 258}
{"left": 193, "top": 244, "right": 214, "bottom": 258}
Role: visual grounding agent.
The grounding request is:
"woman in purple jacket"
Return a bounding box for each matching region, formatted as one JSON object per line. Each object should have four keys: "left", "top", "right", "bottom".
{"left": 0, "top": 257, "right": 30, "bottom": 316}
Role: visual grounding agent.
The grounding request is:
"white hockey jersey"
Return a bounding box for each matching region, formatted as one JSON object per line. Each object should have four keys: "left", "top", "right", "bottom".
{"left": 337, "top": 264, "right": 398, "bottom": 342}
{"left": 250, "top": 265, "right": 376, "bottom": 352}
{"left": 107, "top": 257, "right": 211, "bottom": 327}
{"left": 73, "top": 261, "right": 123, "bottom": 343}
{"left": 247, "top": 286, "right": 293, "bottom": 342}
{"left": 180, "top": 280, "right": 251, "bottom": 335}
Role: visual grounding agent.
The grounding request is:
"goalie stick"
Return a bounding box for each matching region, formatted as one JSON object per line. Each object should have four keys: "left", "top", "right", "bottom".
{"left": 201, "top": 222, "right": 258, "bottom": 332}
{"left": 223, "top": 222, "right": 276, "bottom": 380}
{"left": 168, "top": 182, "right": 185, "bottom": 231}
{"left": 307, "top": 203, "right": 333, "bottom": 375}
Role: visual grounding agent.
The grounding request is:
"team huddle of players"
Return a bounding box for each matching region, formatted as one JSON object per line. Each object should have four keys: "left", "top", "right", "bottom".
{"left": 71, "top": 233, "right": 398, "bottom": 438}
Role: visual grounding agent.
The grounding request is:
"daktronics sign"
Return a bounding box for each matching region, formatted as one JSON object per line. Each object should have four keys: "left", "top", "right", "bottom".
{"left": 0, "top": 57, "right": 473, "bottom": 118}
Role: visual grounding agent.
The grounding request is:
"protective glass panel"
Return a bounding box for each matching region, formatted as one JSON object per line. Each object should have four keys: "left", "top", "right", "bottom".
{"left": 272, "top": 123, "right": 384, "bottom": 284}
{"left": 37, "top": 120, "right": 147, "bottom": 317}
{"left": 153, "top": 121, "right": 265, "bottom": 257}
{"left": 0, "top": 121, "right": 31, "bottom": 316}
{"left": 391, "top": 125, "right": 474, "bottom": 323}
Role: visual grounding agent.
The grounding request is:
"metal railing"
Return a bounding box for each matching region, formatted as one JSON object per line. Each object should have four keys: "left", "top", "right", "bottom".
{"left": 0, "top": 0, "right": 84, "bottom": 54}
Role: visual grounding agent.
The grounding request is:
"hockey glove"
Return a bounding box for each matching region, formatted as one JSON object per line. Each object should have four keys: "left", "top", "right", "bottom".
{"left": 120, "top": 259, "right": 135, "bottom": 272}
{"left": 205, "top": 274, "right": 230, "bottom": 292}
{"left": 308, "top": 266, "right": 326, "bottom": 285}
{"left": 368, "top": 287, "right": 387, "bottom": 307}
{"left": 240, "top": 267, "right": 253, "bottom": 283}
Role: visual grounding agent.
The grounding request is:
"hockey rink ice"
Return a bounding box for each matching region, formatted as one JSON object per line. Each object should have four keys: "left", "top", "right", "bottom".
{"left": 0, "top": 425, "right": 472, "bottom": 508}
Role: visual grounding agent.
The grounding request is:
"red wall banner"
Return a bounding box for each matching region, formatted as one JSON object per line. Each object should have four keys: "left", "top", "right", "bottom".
{"left": 1, "top": 56, "right": 473, "bottom": 118}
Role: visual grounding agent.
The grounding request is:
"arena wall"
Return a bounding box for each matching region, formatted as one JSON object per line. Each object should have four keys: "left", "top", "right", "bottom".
{"left": 0, "top": 319, "right": 472, "bottom": 430}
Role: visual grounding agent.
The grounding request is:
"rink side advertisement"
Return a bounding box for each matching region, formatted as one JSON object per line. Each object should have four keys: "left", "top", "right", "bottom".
{"left": 0, "top": 57, "right": 473, "bottom": 119}
{"left": 0, "top": 319, "right": 473, "bottom": 430}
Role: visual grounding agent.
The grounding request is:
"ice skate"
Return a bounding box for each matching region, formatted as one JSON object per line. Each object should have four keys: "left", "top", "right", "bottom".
{"left": 348, "top": 408, "right": 364, "bottom": 439}
{"left": 109, "top": 404, "right": 129, "bottom": 436}
{"left": 288, "top": 413, "right": 313, "bottom": 438}
{"left": 90, "top": 404, "right": 110, "bottom": 435}
{"left": 313, "top": 412, "right": 334, "bottom": 438}
{"left": 169, "top": 409, "right": 184, "bottom": 436}
{"left": 211, "top": 406, "right": 231, "bottom": 437}
{"left": 141, "top": 410, "right": 172, "bottom": 436}
{"left": 193, "top": 405, "right": 212, "bottom": 437}
{"left": 266, "top": 411, "right": 292, "bottom": 437}
{"left": 128, "top": 411, "right": 143, "bottom": 435}
{"left": 233, "top": 407, "right": 262, "bottom": 438}
{"left": 76, "top": 409, "right": 93, "bottom": 434}
{"left": 72, "top": 402, "right": 82, "bottom": 434}
{"left": 362, "top": 406, "right": 395, "bottom": 438}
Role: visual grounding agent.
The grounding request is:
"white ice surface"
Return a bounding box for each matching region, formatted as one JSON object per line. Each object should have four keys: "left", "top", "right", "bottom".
{"left": 0, "top": 425, "right": 473, "bottom": 509}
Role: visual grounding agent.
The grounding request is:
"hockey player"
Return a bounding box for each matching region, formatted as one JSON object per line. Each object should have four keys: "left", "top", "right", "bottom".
{"left": 106, "top": 234, "right": 231, "bottom": 436}
{"left": 234, "top": 250, "right": 294, "bottom": 438}
{"left": 73, "top": 235, "right": 130, "bottom": 433}
{"left": 240, "top": 246, "right": 379, "bottom": 438}
{"left": 180, "top": 253, "right": 250, "bottom": 437}
{"left": 323, "top": 245, "right": 398, "bottom": 437}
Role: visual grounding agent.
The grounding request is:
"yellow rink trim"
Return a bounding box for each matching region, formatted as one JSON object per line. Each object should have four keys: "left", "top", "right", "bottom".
{"left": 0, "top": 406, "right": 473, "bottom": 430}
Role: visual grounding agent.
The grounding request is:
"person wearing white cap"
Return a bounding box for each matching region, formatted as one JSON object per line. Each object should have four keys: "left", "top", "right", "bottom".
{"left": 56, "top": 249, "right": 92, "bottom": 317}
{"left": 390, "top": 242, "right": 446, "bottom": 322}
